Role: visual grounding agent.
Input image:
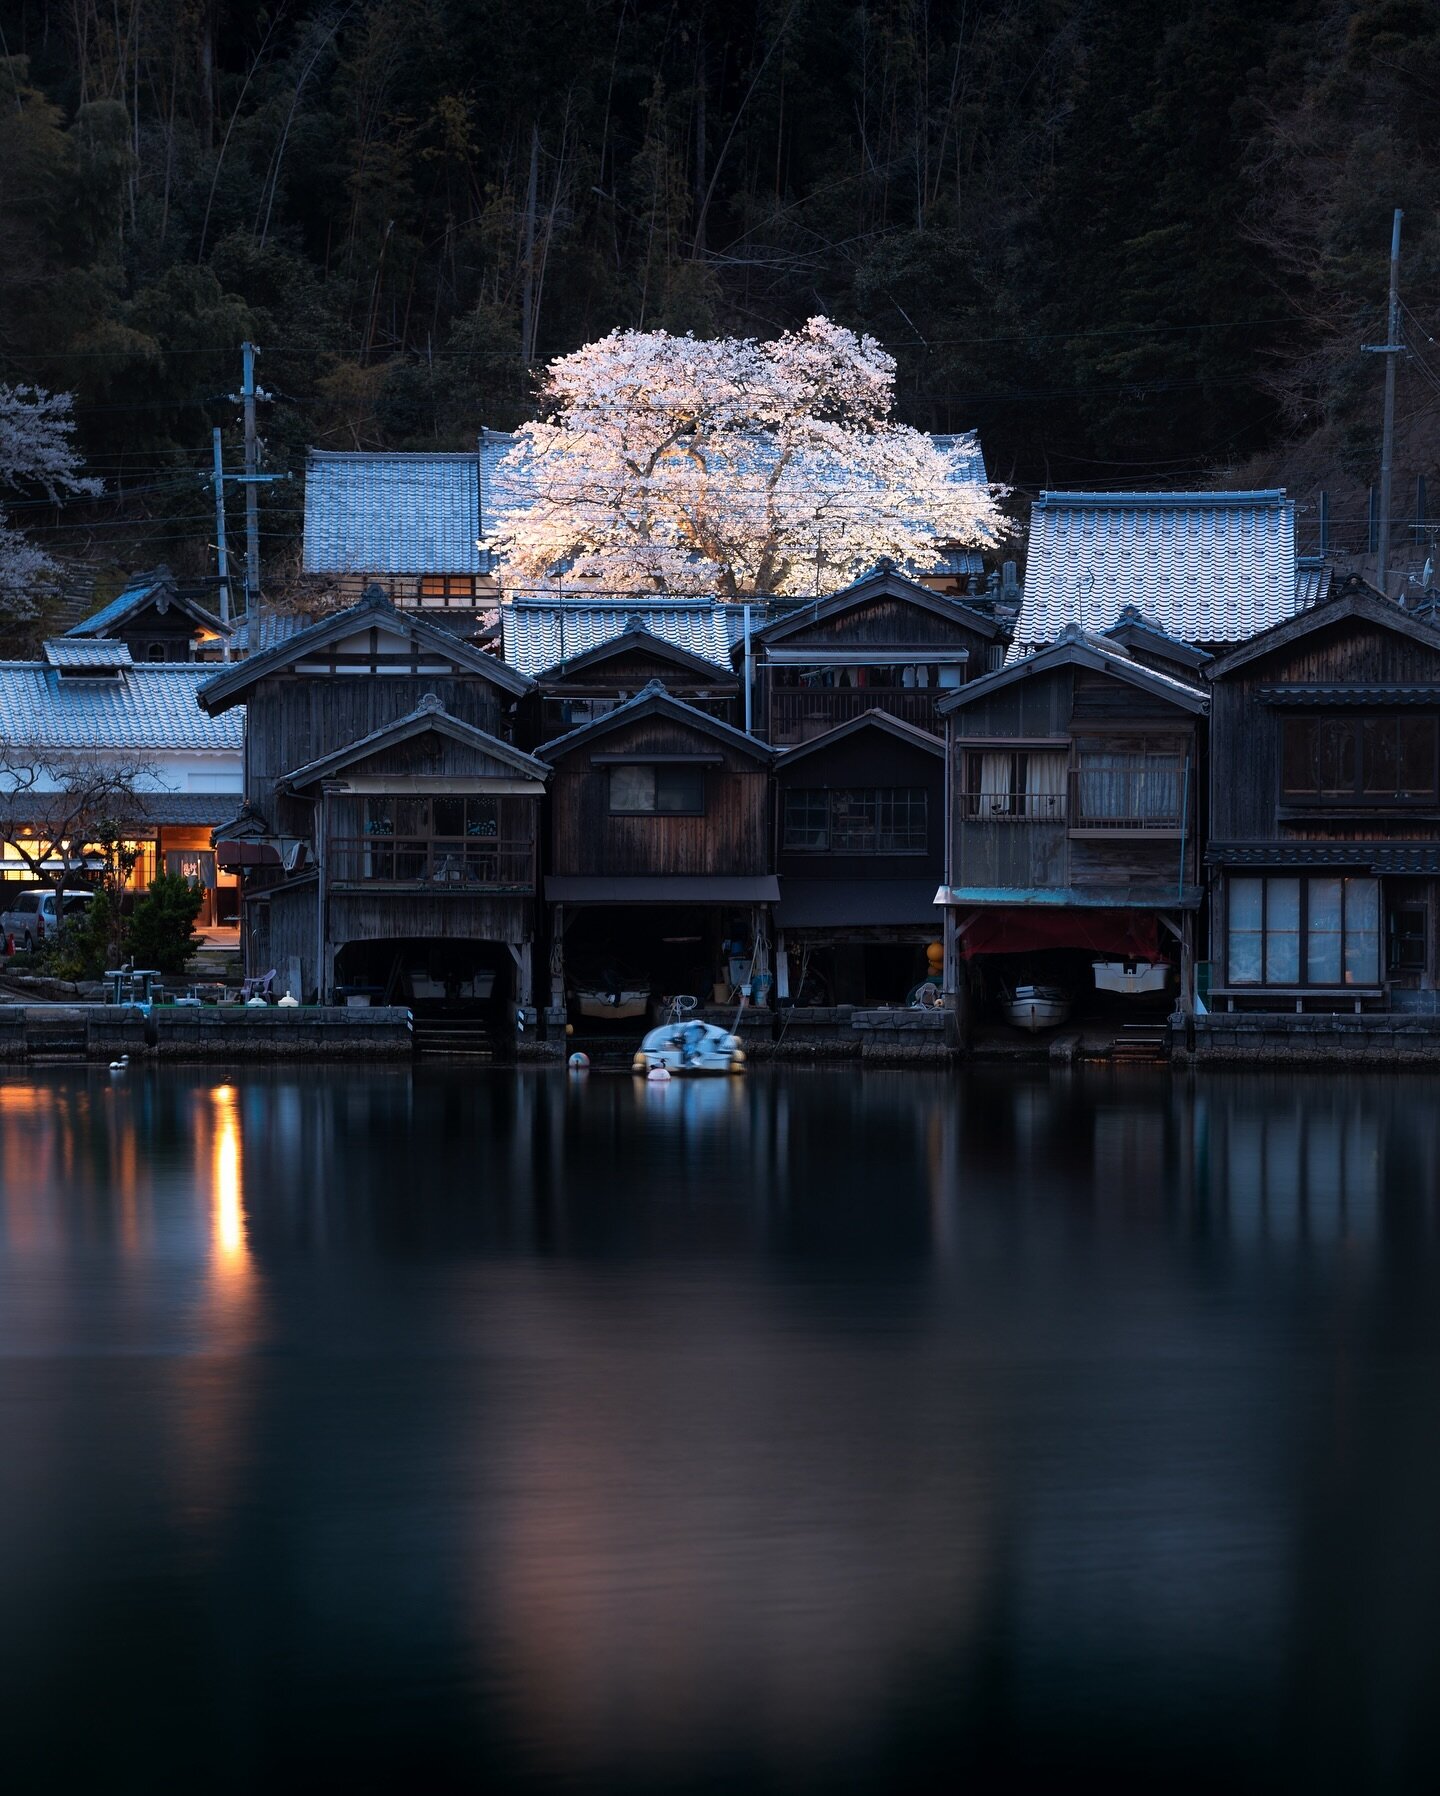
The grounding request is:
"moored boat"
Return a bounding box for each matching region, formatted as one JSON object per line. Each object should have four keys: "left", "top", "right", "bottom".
{"left": 633, "top": 1017, "right": 746, "bottom": 1076}
{"left": 574, "top": 984, "right": 651, "bottom": 1020}
{"left": 1092, "top": 959, "right": 1169, "bottom": 997}
{"left": 1003, "top": 984, "right": 1072, "bottom": 1032}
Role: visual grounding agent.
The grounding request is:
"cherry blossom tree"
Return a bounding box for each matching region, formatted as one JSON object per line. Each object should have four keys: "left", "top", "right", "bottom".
{"left": 489, "top": 317, "right": 1004, "bottom": 598}
{"left": 0, "top": 384, "right": 101, "bottom": 619}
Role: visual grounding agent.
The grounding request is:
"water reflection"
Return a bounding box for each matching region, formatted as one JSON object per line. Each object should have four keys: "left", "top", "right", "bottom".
{"left": 2, "top": 1065, "right": 1440, "bottom": 1791}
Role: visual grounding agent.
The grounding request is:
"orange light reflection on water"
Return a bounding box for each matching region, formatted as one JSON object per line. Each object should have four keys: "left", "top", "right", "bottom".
{"left": 210, "top": 1083, "right": 248, "bottom": 1275}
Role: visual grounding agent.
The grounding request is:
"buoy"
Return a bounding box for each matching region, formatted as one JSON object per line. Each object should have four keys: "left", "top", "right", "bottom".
{"left": 564, "top": 1022, "right": 574, "bottom": 1036}
{"left": 108, "top": 1055, "right": 128, "bottom": 1071}
{"left": 631, "top": 1053, "right": 647, "bottom": 1072}
{"left": 245, "top": 995, "right": 267, "bottom": 1008}
{"left": 647, "top": 1065, "right": 671, "bottom": 1083}
{"left": 568, "top": 1051, "right": 590, "bottom": 1070}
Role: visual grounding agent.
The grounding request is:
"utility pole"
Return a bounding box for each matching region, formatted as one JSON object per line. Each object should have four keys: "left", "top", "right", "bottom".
{"left": 241, "top": 340, "right": 261, "bottom": 612}
{"left": 1363, "top": 208, "right": 1404, "bottom": 596}
{"left": 210, "top": 427, "right": 232, "bottom": 663}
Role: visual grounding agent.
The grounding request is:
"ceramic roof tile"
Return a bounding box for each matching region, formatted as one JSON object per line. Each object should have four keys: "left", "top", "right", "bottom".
{"left": 0, "top": 663, "right": 243, "bottom": 752}
{"left": 303, "top": 450, "right": 485, "bottom": 575}
{"left": 42, "top": 639, "right": 135, "bottom": 669}
{"left": 1013, "top": 490, "right": 1298, "bottom": 655}
{"left": 502, "top": 599, "right": 744, "bottom": 678}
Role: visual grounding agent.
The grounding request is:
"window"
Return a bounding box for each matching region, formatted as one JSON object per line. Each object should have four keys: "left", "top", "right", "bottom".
{"left": 963, "top": 751, "right": 1067, "bottom": 820}
{"left": 608, "top": 765, "right": 705, "bottom": 814}
{"left": 782, "top": 788, "right": 927, "bottom": 853}
{"left": 1227, "top": 875, "right": 1381, "bottom": 988}
{"left": 419, "top": 574, "right": 478, "bottom": 600}
{"left": 1075, "top": 740, "right": 1184, "bottom": 826}
{"left": 1281, "top": 715, "right": 1438, "bottom": 804}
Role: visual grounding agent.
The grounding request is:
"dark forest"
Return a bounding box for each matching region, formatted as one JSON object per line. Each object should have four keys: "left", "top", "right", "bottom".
{"left": 2, "top": 0, "right": 1439, "bottom": 580}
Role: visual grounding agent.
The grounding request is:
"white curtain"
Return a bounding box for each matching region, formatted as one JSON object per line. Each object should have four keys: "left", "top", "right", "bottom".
{"left": 978, "top": 753, "right": 1012, "bottom": 816}
{"left": 1025, "top": 752, "right": 1067, "bottom": 820}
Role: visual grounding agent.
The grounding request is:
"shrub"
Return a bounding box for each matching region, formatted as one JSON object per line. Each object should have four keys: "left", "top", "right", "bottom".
{"left": 124, "top": 873, "right": 203, "bottom": 974}
{"left": 45, "top": 888, "right": 125, "bottom": 982}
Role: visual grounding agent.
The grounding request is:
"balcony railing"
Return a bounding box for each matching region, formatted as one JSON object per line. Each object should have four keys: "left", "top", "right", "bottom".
{"left": 962, "top": 792, "right": 1068, "bottom": 823}
{"left": 769, "top": 687, "right": 944, "bottom": 744}
{"left": 328, "top": 836, "right": 535, "bottom": 890}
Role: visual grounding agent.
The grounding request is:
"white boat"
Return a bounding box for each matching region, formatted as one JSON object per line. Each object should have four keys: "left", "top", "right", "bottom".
{"left": 1003, "top": 984, "right": 1072, "bottom": 1032}
{"left": 1092, "top": 959, "right": 1169, "bottom": 997}
{"left": 634, "top": 1018, "right": 746, "bottom": 1076}
{"left": 575, "top": 985, "right": 650, "bottom": 1020}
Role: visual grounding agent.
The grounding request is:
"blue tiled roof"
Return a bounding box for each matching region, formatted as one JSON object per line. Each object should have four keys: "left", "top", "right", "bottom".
{"left": 303, "top": 450, "right": 485, "bottom": 575}
{"left": 1014, "top": 490, "right": 1299, "bottom": 655}
{"left": 224, "top": 609, "right": 311, "bottom": 656}
{"left": 67, "top": 577, "right": 166, "bottom": 637}
{"left": 0, "top": 662, "right": 243, "bottom": 752}
{"left": 43, "top": 639, "right": 135, "bottom": 669}
{"left": 502, "top": 598, "right": 743, "bottom": 679}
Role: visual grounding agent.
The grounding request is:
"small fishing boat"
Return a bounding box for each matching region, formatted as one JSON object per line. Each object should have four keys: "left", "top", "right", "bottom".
{"left": 633, "top": 998, "right": 745, "bottom": 1076}
{"left": 575, "top": 984, "right": 651, "bottom": 1021}
{"left": 1003, "top": 983, "right": 1072, "bottom": 1032}
{"left": 1092, "top": 959, "right": 1169, "bottom": 997}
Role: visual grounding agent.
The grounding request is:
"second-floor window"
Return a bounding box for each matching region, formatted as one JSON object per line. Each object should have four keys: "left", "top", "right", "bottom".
{"left": 783, "top": 787, "right": 927, "bottom": 853}
{"left": 608, "top": 765, "right": 705, "bottom": 814}
{"left": 1075, "top": 740, "right": 1186, "bottom": 827}
{"left": 1281, "top": 715, "right": 1438, "bottom": 805}
{"left": 964, "top": 751, "right": 1067, "bottom": 820}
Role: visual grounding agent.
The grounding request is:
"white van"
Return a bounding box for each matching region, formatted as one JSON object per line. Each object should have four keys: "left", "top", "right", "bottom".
{"left": 1, "top": 887, "right": 96, "bottom": 950}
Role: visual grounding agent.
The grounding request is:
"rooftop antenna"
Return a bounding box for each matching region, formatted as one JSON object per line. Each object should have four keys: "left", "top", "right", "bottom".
{"left": 1362, "top": 208, "right": 1404, "bottom": 597}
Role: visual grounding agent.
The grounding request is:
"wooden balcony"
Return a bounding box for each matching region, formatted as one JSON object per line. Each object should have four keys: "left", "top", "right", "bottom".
{"left": 327, "top": 836, "right": 535, "bottom": 891}
{"left": 768, "top": 687, "right": 944, "bottom": 744}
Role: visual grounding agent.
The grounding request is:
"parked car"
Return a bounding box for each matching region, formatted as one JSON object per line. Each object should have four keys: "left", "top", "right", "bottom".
{"left": 1, "top": 887, "right": 97, "bottom": 950}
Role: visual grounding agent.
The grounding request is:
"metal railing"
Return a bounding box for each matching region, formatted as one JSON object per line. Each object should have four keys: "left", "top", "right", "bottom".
{"left": 328, "top": 836, "right": 535, "bottom": 889}
{"left": 962, "top": 792, "right": 1067, "bottom": 823}
{"left": 769, "top": 687, "right": 943, "bottom": 743}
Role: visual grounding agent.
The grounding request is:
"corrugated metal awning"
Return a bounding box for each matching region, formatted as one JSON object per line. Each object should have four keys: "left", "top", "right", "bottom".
{"left": 546, "top": 875, "right": 780, "bottom": 905}
{"left": 936, "top": 884, "right": 1204, "bottom": 911}
{"left": 777, "top": 879, "right": 940, "bottom": 928}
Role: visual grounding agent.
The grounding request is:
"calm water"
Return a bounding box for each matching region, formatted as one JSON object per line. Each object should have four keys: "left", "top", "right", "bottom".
{"left": 2, "top": 1063, "right": 1439, "bottom": 1792}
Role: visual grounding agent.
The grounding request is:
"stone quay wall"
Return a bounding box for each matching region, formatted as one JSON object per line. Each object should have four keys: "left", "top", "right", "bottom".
{"left": 0, "top": 1005, "right": 416, "bottom": 1061}
{"left": 1185, "top": 1012, "right": 1440, "bottom": 1068}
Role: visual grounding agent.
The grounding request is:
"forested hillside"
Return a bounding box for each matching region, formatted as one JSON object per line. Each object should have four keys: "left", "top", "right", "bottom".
{"left": 2, "top": 0, "right": 1439, "bottom": 582}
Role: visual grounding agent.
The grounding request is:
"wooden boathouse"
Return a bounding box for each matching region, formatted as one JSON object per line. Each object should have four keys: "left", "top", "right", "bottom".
{"left": 537, "top": 680, "right": 776, "bottom": 1026}
{"left": 198, "top": 588, "right": 548, "bottom": 1034}
{"left": 936, "top": 624, "right": 1209, "bottom": 1032}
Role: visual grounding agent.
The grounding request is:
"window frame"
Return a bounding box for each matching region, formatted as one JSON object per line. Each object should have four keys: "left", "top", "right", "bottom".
{"left": 1279, "top": 712, "right": 1439, "bottom": 808}
{"left": 607, "top": 764, "right": 706, "bottom": 816}
{"left": 1225, "top": 873, "right": 1383, "bottom": 990}
{"left": 782, "top": 786, "right": 928, "bottom": 855}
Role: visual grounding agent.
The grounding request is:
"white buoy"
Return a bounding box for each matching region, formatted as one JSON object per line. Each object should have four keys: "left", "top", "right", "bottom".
{"left": 568, "top": 1051, "right": 590, "bottom": 1070}
{"left": 647, "top": 1065, "right": 671, "bottom": 1083}
{"left": 109, "top": 1055, "right": 128, "bottom": 1070}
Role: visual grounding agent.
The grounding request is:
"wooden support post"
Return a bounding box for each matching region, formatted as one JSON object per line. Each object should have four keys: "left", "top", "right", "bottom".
{"left": 751, "top": 905, "right": 771, "bottom": 1006}
{"left": 549, "top": 904, "right": 566, "bottom": 1011}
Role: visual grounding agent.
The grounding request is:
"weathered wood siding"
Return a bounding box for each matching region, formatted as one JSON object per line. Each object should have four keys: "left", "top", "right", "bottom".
{"left": 773, "top": 594, "right": 993, "bottom": 653}
{"left": 327, "top": 891, "right": 534, "bottom": 946}
{"left": 1211, "top": 614, "right": 1440, "bottom": 842}
{"left": 548, "top": 715, "right": 769, "bottom": 876}
{"left": 948, "top": 663, "right": 1201, "bottom": 893}
{"left": 246, "top": 674, "right": 509, "bottom": 828}
{"left": 776, "top": 729, "right": 943, "bottom": 886}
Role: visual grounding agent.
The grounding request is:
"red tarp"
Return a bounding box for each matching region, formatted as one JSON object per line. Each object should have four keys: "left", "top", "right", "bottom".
{"left": 958, "top": 908, "right": 1167, "bottom": 962}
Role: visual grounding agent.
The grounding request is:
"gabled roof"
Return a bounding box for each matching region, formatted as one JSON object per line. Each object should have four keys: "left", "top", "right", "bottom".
{"left": 303, "top": 448, "right": 487, "bottom": 575}
{"left": 1204, "top": 577, "right": 1440, "bottom": 679}
{"left": 1101, "top": 606, "right": 1212, "bottom": 670}
{"left": 68, "top": 568, "right": 228, "bottom": 639}
{"left": 754, "top": 559, "right": 1004, "bottom": 647}
{"left": 280, "top": 694, "right": 549, "bottom": 790}
{"left": 537, "top": 679, "right": 772, "bottom": 763}
{"left": 938, "top": 624, "right": 1208, "bottom": 717}
{"left": 225, "top": 609, "right": 312, "bottom": 657}
{"left": 197, "top": 587, "right": 531, "bottom": 714}
{"left": 533, "top": 621, "right": 737, "bottom": 686}
{"left": 502, "top": 597, "right": 740, "bottom": 679}
{"left": 1014, "top": 490, "right": 1298, "bottom": 654}
{"left": 0, "top": 661, "right": 245, "bottom": 752}
{"left": 1294, "top": 562, "right": 1333, "bottom": 609}
{"left": 775, "top": 707, "right": 945, "bottom": 766}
